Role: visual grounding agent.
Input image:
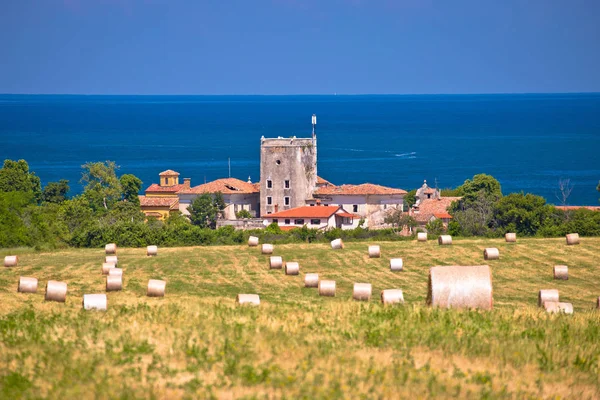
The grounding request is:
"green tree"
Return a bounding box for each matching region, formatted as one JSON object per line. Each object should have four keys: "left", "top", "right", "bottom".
{"left": 456, "top": 173, "right": 502, "bottom": 205}
{"left": 80, "top": 161, "right": 122, "bottom": 211}
{"left": 0, "top": 159, "right": 42, "bottom": 202}
{"left": 120, "top": 174, "right": 143, "bottom": 205}
{"left": 0, "top": 192, "right": 33, "bottom": 247}
{"left": 188, "top": 192, "right": 225, "bottom": 229}
{"left": 403, "top": 190, "right": 417, "bottom": 209}
{"left": 41, "top": 180, "right": 70, "bottom": 203}
{"left": 493, "top": 193, "right": 551, "bottom": 236}
{"left": 235, "top": 209, "right": 252, "bottom": 219}
{"left": 425, "top": 218, "right": 445, "bottom": 236}
{"left": 384, "top": 208, "right": 417, "bottom": 234}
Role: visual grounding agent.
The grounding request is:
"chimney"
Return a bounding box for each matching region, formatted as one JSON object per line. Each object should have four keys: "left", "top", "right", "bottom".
{"left": 183, "top": 178, "right": 191, "bottom": 189}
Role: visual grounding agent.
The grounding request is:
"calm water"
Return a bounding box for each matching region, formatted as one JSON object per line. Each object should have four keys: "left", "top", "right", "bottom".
{"left": 0, "top": 94, "right": 599, "bottom": 204}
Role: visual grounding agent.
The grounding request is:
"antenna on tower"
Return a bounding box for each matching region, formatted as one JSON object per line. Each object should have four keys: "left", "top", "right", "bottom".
{"left": 312, "top": 114, "right": 317, "bottom": 138}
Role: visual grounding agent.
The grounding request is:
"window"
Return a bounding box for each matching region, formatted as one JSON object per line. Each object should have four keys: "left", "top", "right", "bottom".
{"left": 310, "top": 219, "right": 321, "bottom": 225}
{"left": 343, "top": 217, "right": 351, "bottom": 224}
{"left": 353, "top": 204, "right": 358, "bottom": 212}
{"left": 310, "top": 204, "right": 315, "bottom": 207}
{"left": 267, "top": 196, "right": 272, "bottom": 205}
{"left": 273, "top": 219, "right": 278, "bottom": 223}
{"left": 284, "top": 180, "right": 290, "bottom": 189}
{"left": 276, "top": 160, "right": 281, "bottom": 165}
{"left": 294, "top": 219, "right": 305, "bottom": 225}
{"left": 284, "top": 197, "right": 290, "bottom": 206}
{"left": 324, "top": 204, "right": 329, "bottom": 206}
{"left": 267, "top": 211, "right": 271, "bottom": 214}
{"left": 267, "top": 180, "right": 272, "bottom": 189}
{"left": 284, "top": 219, "right": 290, "bottom": 225}
{"left": 234, "top": 204, "right": 238, "bottom": 212}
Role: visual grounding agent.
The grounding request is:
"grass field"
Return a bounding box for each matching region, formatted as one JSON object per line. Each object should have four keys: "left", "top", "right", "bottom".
{"left": 1, "top": 237, "right": 600, "bottom": 399}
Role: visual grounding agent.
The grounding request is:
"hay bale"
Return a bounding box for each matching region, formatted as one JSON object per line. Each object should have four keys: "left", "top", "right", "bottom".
{"left": 147, "top": 245, "right": 158, "bottom": 256}
{"left": 108, "top": 267, "right": 123, "bottom": 277}
{"left": 269, "top": 256, "right": 283, "bottom": 269}
{"left": 505, "top": 233, "right": 517, "bottom": 243}
{"left": 236, "top": 294, "right": 260, "bottom": 305}
{"left": 304, "top": 273, "right": 319, "bottom": 288}
{"left": 381, "top": 289, "right": 404, "bottom": 305}
{"left": 483, "top": 248, "right": 499, "bottom": 260}
{"left": 438, "top": 235, "right": 452, "bottom": 245}
{"left": 83, "top": 294, "right": 107, "bottom": 311}
{"left": 285, "top": 262, "right": 300, "bottom": 275}
{"left": 353, "top": 283, "right": 372, "bottom": 301}
{"left": 105, "top": 255, "right": 118, "bottom": 266}
{"left": 105, "top": 243, "right": 117, "bottom": 255}
{"left": 566, "top": 233, "right": 580, "bottom": 245}
{"left": 390, "top": 258, "right": 403, "bottom": 272}
{"left": 45, "top": 280, "right": 68, "bottom": 302}
{"left": 538, "top": 289, "right": 559, "bottom": 307}
{"left": 102, "top": 262, "right": 116, "bottom": 275}
{"left": 417, "top": 232, "right": 428, "bottom": 242}
{"left": 553, "top": 265, "right": 568, "bottom": 280}
{"left": 18, "top": 277, "right": 38, "bottom": 293}
{"left": 248, "top": 236, "right": 259, "bottom": 247}
{"left": 4, "top": 255, "right": 18, "bottom": 267}
{"left": 331, "top": 238, "right": 344, "bottom": 249}
{"left": 368, "top": 245, "right": 381, "bottom": 258}
{"left": 106, "top": 275, "right": 123, "bottom": 291}
{"left": 147, "top": 279, "right": 166, "bottom": 297}
{"left": 318, "top": 280, "right": 336, "bottom": 297}
{"left": 543, "top": 301, "right": 573, "bottom": 314}
{"left": 261, "top": 244, "right": 274, "bottom": 255}
{"left": 427, "top": 265, "right": 493, "bottom": 310}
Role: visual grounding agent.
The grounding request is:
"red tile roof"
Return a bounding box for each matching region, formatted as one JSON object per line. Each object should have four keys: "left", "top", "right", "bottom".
{"left": 145, "top": 183, "right": 187, "bottom": 193}
{"left": 555, "top": 206, "right": 600, "bottom": 211}
{"left": 315, "top": 183, "right": 407, "bottom": 196}
{"left": 337, "top": 212, "right": 360, "bottom": 218}
{"left": 159, "top": 169, "right": 180, "bottom": 176}
{"left": 179, "top": 178, "right": 260, "bottom": 195}
{"left": 316, "top": 176, "right": 334, "bottom": 186}
{"left": 433, "top": 212, "right": 453, "bottom": 219}
{"left": 139, "top": 196, "right": 179, "bottom": 210}
{"left": 412, "top": 197, "right": 461, "bottom": 223}
{"left": 265, "top": 205, "right": 342, "bottom": 219}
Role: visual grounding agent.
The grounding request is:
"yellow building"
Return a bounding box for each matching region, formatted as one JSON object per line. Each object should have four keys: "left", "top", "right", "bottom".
{"left": 139, "top": 170, "right": 191, "bottom": 220}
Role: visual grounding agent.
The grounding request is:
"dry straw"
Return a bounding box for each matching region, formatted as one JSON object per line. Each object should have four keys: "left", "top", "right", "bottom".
{"left": 304, "top": 273, "right": 319, "bottom": 288}
{"left": 248, "top": 236, "right": 259, "bottom": 247}
{"left": 147, "top": 245, "right": 158, "bottom": 256}
{"left": 381, "top": 289, "right": 405, "bottom": 305}
{"left": 538, "top": 289, "right": 559, "bottom": 307}
{"left": 106, "top": 275, "right": 123, "bottom": 291}
{"left": 147, "top": 279, "right": 166, "bottom": 297}
{"left": 543, "top": 301, "right": 573, "bottom": 314}
{"left": 285, "top": 262, "right": 300, "bottom": 275}
{"left": 269, "top": 256, "right": 283, "bottom": 269}
{"left": 262, "top": 244, "right": 274, "bottom": 255}
{"left": 427, "top": 265, "right": 493, "bottom": 310}
{"left": 368, "top": 245, "right": 381, "bottom": 258}
{"left": 105, "top": 243, "right": 117, "bottom": 255}
{"left": 484, "top": 248, "right": 499, "bottom": 260}
{"left": 566, "top": 233, "right": 580, "bottom": 245}
{"left": 505, "top": 233, "right": 517, "bottom": 243}
{"left": 236, "top": 294, "right": 260, "bottom": 306}
{"left": 318, "top": 280, "right": 336, "bottom": 297}
{"left": 331, "top": 238, "right": 344, "bottom": 249}
{"left": 390, "top": 258, "right": 403, "bottom": 272}
{"left": 83, "top": 294, "right": 107, "bottom": 311}
{"left": 102, "top": 262, "right": 115, "bottom": 275}
{"left": 108, "top": 267, "right": 123, "bottom": 277}
{"left": 4, "top": 255, "right": 18, "bottom": 267}
{"left": 438, "top": 235, "right": 452, "bottom": 245}
{"left": 18, "top": 277, "right": 38, "bottom": 293}
{"left": 417, "top": 232, "right": 428, "bottom": 242}
{"left": 105, "top": 255, "right": 118, "bottom": 266}
{"left": 45, "top": 280, "right": 68, "bottom": 302}
{"left": 553, "top": 265, "right": 568, "bottom": 280}
{"left": 353, "top": 283, "right": 372, "bottom": 301}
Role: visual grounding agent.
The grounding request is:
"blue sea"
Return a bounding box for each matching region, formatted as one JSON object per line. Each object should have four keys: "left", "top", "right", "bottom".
{"left": 0, "top": 94, "right": 599, "bottom": 205}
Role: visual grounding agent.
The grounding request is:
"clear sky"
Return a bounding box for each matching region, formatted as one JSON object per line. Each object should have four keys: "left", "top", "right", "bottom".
{"left": 1, "top": 0, "right": 599, "bottom": 95}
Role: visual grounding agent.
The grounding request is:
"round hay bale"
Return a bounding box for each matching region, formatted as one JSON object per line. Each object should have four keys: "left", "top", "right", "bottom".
{"left": 108, "top": 267, "right": 123, "bottom": 277}
{"left": 4, "top": 255, "right": 18, "bottom": 267}
{"left": 553, "top": 265, "right": 568, "bottom": 280}
{"left": 538, "top": 289, "right": 559, "bottom": 307}
{"left": 269, "top": 256, "right": 283, "bottom": 269}
{"left": 417, "top": 232, "right": 428, "bottom": 242}
{"left": 566, "top": 233, "right": 580, "bottom": 245}
{"left": 285, "top": 262, "right": 300, "bottom": 275}
{"left": 83, "top": 294, "right": 107, "bottom": 311}
{"left": 147, "top": 245, "right": 158, "bottom": 256}
{"left": 106, "top": 275, "right": 123, "bottom": 291}
{"left": 236, "top": 294, "right": 260, "bottom": 306}
{"left": 381, "top": 289, "right": 404, "bottom": 305}
{"left": 248, "top": 236, "right": 259, "bottom": 247}
{"left": 483, "top": 248, "right": 499, "bottom": 260}
{"left": 105, "top": 243, "right": 117, "bottom": 255}
{"left": 505, "top": 233, "right": 517, "bottom": 243}
{"left": 368, "top": 245, "right": 381, "bottom": 258}
{"left": 353, "top": 283, "right": 372, "bottom": 301}
{"left": 390, "top": 258, "right": 403, "bottom": 272}
{"left": 318, "top": 280, "right": 336, "bottom": 297}
{"left": 304, "top": 273, "right": 319, "bottom": 288}
{"left": 438, "top": 235, "right": 452, "bottom": 245}
{"left": 331, "top": 238, "right": 344, "bottom": 249}
{"left": 427, "top": 265, "right": 493, "bottom": 310}
{"left": 102, "top": 262, "right": 115, "bottom": 275}
{"left": 45, "top": 280, "right": 67, "bottom": 303}
{"left": 147, "top": 279, "right": 166, "bottom": 297}
{"left": 261, "top": 244, "right": 274, "bottom": 255}
{"left": 105, "top": 255, "right": 118, "bottom": 266}
{"left": 18, "top": 277, "right": 38, "bottom": 293}
{"left": 543, "top": 301, "right": 573, "bottom": 314}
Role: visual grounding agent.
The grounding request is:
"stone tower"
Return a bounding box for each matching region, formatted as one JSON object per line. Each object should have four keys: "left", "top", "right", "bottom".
{"left": 260, "top": 134, "right": 317, "bottom": 216}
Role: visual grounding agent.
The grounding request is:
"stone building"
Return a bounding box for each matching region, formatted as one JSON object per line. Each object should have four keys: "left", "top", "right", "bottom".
{"left": 410, "top": 180, "right": 460, "bottom": 230}
{"left": 263, "top": 205, "right": 359, "bottom": 230}
{"left": 139, "top": 169, "right": 191, "bottom": 220}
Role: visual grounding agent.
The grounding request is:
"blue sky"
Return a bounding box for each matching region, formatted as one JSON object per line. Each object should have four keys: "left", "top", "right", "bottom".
{"left": 1, "top": 0, "right": 599, "bottom": 94}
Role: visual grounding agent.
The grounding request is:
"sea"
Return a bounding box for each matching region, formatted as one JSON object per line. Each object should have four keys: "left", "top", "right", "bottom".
{"left": 0, "top": 93, "right": 599, "bottom": 205}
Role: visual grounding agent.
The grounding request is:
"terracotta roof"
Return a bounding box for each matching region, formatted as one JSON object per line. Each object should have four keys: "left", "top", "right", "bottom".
{"left": 337, "top": 212, "right": 360, "bottom": 218}
{"left": 179, "top": 178, "right": 260, "bottom": 195}
{"left": 412, "top": 197, "right": 461, "bottom": 223}
{"left": 316, "top": 176, "right": 334, "bottom": 186}
{"left": 433, "top": 212, "right": 453, "bottom": 219}
{"left": 315, "top": 183, "right": 407, "bottom": 196}
{"left": 139, "top": 196, "right": 179, "bottom": 210}
{"left": 423, "top": 188, "right": 437, "bottom": 194}
{"left": 265, "top": 205, "right": 342, "bottom": 219}
{"left": 145, "top": 183, "right": 187, "bottom": 193}
{"left": 555, "top": 206, "right": 600, "bottom": 211}
{"left": 159, "top": 169, "right": 180, "bottom": 176}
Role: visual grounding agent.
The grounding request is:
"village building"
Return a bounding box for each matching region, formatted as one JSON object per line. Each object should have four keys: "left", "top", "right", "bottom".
{"left": 409, "top": 180, "right": 461, "bottom": 230}
{"left": 263, "top": 205, "right": 359, "bottom": 230}
{"left": 139, "top": 169, "right": 190, "bottom": 220}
